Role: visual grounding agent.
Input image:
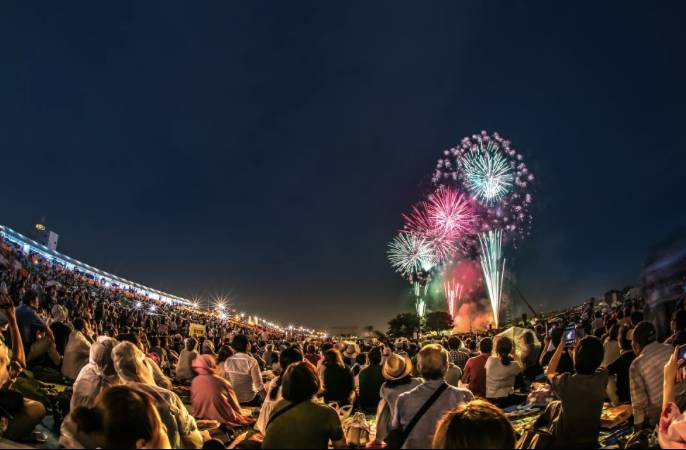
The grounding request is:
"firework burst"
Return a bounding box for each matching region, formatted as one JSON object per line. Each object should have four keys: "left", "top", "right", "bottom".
{"left": 387, "top": 233, "right": 436, "bottom": 277}
{"left": 433, "top": 131, "right": 535, "bottom": 242}
{"left": 461, "top": 143, "right": 513, "bottom": 205}
{"left": 426, "top": 188, "right": 475, "bottom": 237}
{"left": 402, "top": 205, "right": 458, "bottom": 262}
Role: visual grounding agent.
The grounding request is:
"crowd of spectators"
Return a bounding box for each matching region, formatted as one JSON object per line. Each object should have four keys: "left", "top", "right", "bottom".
{"left": 2, "top": 234, "right": 686, "bottom": 449}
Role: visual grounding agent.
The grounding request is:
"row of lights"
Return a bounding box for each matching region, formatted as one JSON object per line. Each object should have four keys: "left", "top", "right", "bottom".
{"left": 135, "top": 296, "right": 320, "bottom": 336}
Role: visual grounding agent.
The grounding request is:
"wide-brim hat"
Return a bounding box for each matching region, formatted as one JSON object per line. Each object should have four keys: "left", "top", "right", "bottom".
{"left": 343, "top": 343, "right": 359, "bottom": 358}
{"left": 382, "top": 353, "right": 413, "bottom": 381}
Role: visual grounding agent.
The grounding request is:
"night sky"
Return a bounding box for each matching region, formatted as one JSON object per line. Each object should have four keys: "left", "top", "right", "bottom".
{"left": 1, "top": 2, "right": 685, "bottom": 332}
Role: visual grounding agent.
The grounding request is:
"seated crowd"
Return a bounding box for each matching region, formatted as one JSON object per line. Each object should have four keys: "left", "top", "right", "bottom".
{"left": 3, "top": 236, "right": 686, "bottom": 449}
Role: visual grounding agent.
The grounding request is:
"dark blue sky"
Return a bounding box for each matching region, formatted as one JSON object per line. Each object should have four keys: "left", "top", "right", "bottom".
{"left": 1, "top": 1, "right": 685, "bottom": 330}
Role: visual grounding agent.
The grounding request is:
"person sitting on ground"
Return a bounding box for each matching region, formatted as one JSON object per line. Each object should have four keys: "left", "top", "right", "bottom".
{"left": 466, "top": 339, "right": 479, "bottom": 358}
{"left": 191, "top": 354, "right": 253, "bottom": 427}
{"left": 521, "top": 330, "right": 543, "bottom": 380}
{"left": 630, "top": 321, "right": 686, "bottom": 431}
{"left": 322, "top": 348, "right": 355, "bottom": 406}
{"left": 445, "top": 351, "right": 464, "bottom": 389}
{"left": 391, "top": 344, "right": 474, "bottom": 449}
{"left": 64, "top": 385, "right": 171, "bottom": 449}
{"left": 149, "top": 336, "right": 169, "bottom": 372}
{"left": 545, "top": 335, "right": 608, "bottom": 449}
{"left": 201, "top": 339, "right": 216, "bottom": 357}
{"left": 216, "top": 345, "right": 234, "bottom": 366}
{"left": 462, "top": 337, "right": 493, "bottom": 398}
{"left": 447, "top": 336, "right": 470, "bottom": 371}
{"left": 256, "top": 346, "right": 304, "bottom": 434}
{"left": 304, "top": 344, "right": 319, "bottom": 366}
{"left": 49, "top": 304, "right": 71, "bottom": 356}
{"left": 342, "top": 343, "right": 359, "bottom": 368}
{"left": 112, "top": 341, "right": 204, "bottom": 449}
{"left": 432, "top": 399, "right": 516, "bottom": 449}
{"left": 607, "top": 325, "right": 636, "bottom": 405}
{"left": 262, "top": 361, "right": 347, "bottom": 449}
{"left": 62, "top": 318, "right": 93, "bottom": 380}
{"left": 373, "top": 353, "right": 422, "bottom": 446}
{"left": 485, "top": 337, "right": 523, "bottom": 408}
{"left": 359, "top": 347, "right": 384, "bottom": 414}
{"left": 0, "top": 293, "right": 47, "bottom": 443}
{"left": 176, "top": 337, "right": 199, "bottom": 383}
{"left": 120, "top": 332, "right": 173, "bottom": 390}
{"left": 317, "top": 342, "right": 334, "bottom": 379}
{"left": 16, "top": 290, "right": 61, "bottom": 367}
{"left": 352, "top": 352, "right": 367, "bottom": 379}
{"left": 223, "top": 334, "right": 266, "bottom": 406}
{"left": 70, "top": 336, "right": 120, "bottom": 411}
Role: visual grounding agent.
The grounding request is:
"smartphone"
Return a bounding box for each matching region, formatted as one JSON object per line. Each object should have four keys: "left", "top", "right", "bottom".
{"left": 679, "top": 345, "right": 686, "bottom": 362}
{"left": 564, "top": 326, "right": 576, "bottom": 347}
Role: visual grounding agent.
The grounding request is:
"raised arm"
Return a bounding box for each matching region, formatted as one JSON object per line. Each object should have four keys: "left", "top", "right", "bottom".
{"left": 546, "top": 340, "right": 565, "bottom": 383}
{"left": 0, "top": 294, "right": 25, "bottom": 370}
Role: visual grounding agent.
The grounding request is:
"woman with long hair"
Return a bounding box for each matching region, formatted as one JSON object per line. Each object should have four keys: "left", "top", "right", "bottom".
{"left": 262, "top": 362, "right": 346, "bottom": 449}
{"left": 67, "top": 386, "right": 171, "bottom": 449}
{"left": 322, "top": 349, "right": 355, "bottom": 406}
{"left": 485, "top": 337, "right": 523, "bottom": 408}
{"left": 111, "top": 342, "right": 204, "bottom": 449}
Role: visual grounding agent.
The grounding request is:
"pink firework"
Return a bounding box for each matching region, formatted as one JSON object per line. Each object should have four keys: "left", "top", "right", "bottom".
{"left": 402, "top": 205, "right": 457, "bottom": 262}
{"left": 426, "top": 188, "right": 475, "bottom": 239}
{"left": 444, "top": 277, "right": 462, "bottom": 320}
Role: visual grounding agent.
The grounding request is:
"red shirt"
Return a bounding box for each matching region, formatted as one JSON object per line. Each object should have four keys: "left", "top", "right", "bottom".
{"left": 462, "top": 353, "right": 490, "bottom": 397}
{"left": 305, "top": 353, "right": 320, "bottom": 366}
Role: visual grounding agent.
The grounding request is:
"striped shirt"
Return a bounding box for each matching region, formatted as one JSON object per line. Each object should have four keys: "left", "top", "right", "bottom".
{"left": 630, "top": 342, "right": 685, "bottom": 426}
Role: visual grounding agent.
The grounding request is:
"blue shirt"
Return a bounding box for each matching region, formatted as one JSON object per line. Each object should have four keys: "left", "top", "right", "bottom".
{"left": 16, "top": 304, "right": 47, "bottom": 355}
{"left": 392, "top": 379, "right": 474, "bottom": 449}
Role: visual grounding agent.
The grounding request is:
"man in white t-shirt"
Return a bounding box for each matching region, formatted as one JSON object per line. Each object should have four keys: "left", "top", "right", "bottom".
{"left": 223, "top": 334, "right": 266, "bottom": 405}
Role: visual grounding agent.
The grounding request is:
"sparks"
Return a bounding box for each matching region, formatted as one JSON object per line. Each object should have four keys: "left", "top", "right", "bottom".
{"left": 426, "top": 188, "right": 474, "bottom": 237}
{"left": 461, "top": 142, "right": 513, "bottom": 205}
{"left": 443, "top": 277, "right": 462, "bottom": 321}
{"left": 416, "top": 298, "right": 427, "bottom": 318}
{"left": 414, "top": 281, "right": 429, "bottom": 299}
{"left": 479, "top": 229, "right": 506, "bottom": 328}
{"left": 387, "top": 233, "right": 436, "bottom": 276}
{"left": 403, "top": 205, "right": 457, "bottom": 262}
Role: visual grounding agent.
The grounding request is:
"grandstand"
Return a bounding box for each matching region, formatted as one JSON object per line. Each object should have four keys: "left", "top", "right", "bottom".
{"left": 0, "top": 224, "right": 193, "bottom": 306}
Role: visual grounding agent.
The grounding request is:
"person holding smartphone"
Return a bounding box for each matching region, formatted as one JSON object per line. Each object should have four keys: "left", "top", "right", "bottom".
{"left": 0, "top": 293, "right": 48, "bottom": 443}
{"left": 659, "top": 347, "right": 686, "bottom": 447}
{"left": 544, "top": 335, "right": 608, "bottom": 448}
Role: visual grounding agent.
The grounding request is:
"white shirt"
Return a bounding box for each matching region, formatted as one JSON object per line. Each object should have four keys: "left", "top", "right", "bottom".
{"left": 485, "top": 356, "right": 522, "bottom": 399}
{"left": 223, "top": 352, "right": 265, "bottom": 403}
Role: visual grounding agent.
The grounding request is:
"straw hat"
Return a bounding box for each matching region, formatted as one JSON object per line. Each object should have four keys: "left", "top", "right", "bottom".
{"left": 382, "top": 353, "right": 413, "bottom": 381}
{"left": 343, "top": 343, "right": 359, "bottom": 359}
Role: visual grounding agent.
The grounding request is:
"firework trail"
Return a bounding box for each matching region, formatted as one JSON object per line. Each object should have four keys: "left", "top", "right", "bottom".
{"left": 415, "top": 298, "right": 427, "bottom": 318}
{"left": 478, "top": 229, "right": 506, "bottom": 328}
{"left": 443, "top": 277, "right": 463, "bottom": 321}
